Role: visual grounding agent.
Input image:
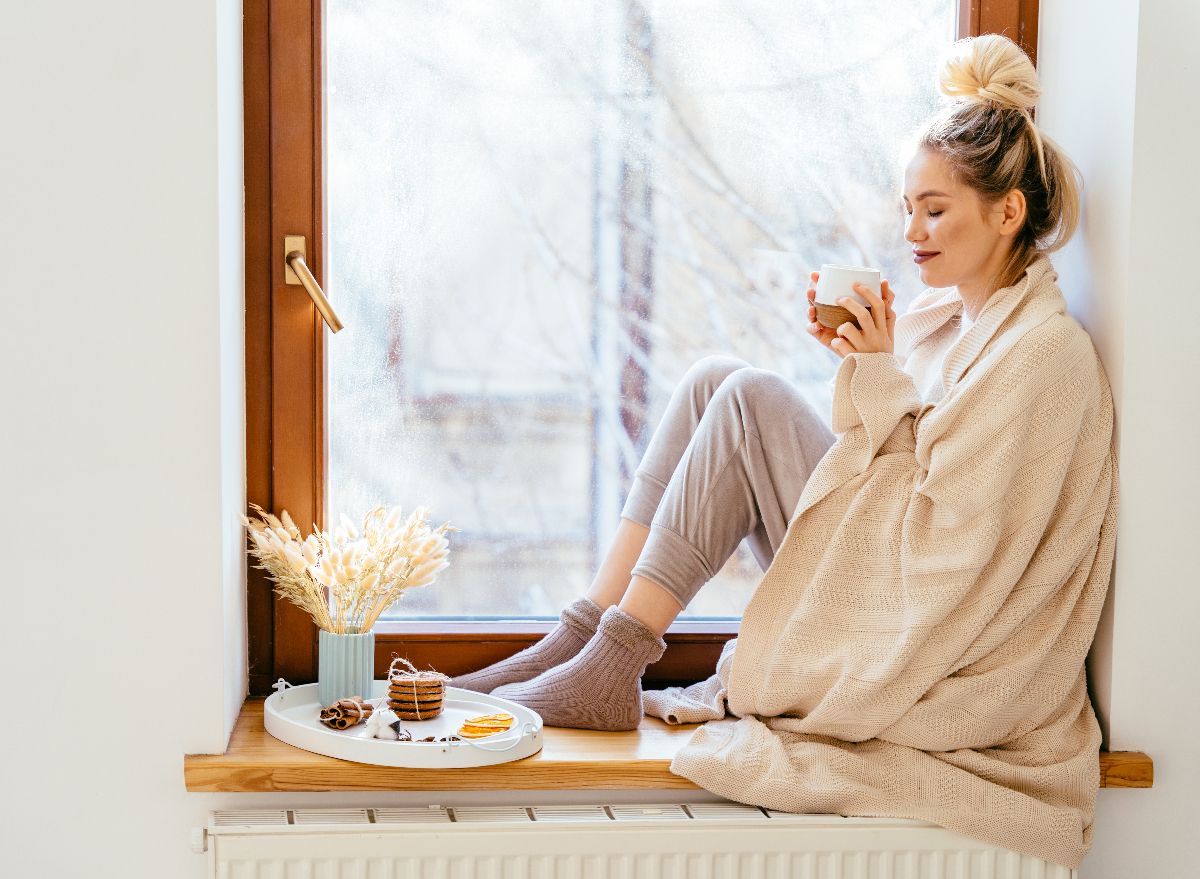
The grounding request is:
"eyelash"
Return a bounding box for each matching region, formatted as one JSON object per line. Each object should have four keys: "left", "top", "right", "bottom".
{"left": 904, "top": 208, "right": 944, "bottom": 218}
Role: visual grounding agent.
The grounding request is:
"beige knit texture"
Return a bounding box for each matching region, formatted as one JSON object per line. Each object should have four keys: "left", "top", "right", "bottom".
{"left": 649, "top": 257, "right": 1116, "bottom": 870}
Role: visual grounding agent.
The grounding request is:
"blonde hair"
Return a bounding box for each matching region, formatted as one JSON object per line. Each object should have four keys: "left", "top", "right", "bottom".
{"left": 918, "top": 35, "right": 1083, "bottom": 291}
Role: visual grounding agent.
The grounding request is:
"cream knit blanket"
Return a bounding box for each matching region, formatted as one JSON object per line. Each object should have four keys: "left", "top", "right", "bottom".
{"left": 644, "top": 256, "right": 1117, "bottom": 869}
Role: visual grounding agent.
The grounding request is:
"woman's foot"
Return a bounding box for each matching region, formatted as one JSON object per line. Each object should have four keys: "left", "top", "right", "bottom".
{"left": 491, "top": 607, "right": 666, "bottom": 731}
{"left": 449, "top": 597, "right": 603, "bottom": 693}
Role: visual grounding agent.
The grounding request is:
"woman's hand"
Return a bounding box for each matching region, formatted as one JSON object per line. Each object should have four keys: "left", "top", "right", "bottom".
{"left": 805, "top": 272, "right": 897, "bottom": 358}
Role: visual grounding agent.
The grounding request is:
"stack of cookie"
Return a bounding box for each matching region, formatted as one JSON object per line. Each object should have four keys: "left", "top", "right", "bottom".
{"left": 388, "top": 677, "right": 446, "bottom": 720}
{"left": 386, "top": 657, "right": 450, "bottom": 721}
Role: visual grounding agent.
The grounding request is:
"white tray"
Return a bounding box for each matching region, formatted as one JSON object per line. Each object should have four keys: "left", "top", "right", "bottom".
{"left": 264, "top": 682, "right": 543, "bottom": 768}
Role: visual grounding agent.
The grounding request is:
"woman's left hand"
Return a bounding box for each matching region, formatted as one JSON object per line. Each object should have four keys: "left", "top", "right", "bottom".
{"left": 830, "top": 281, "right": 897, "bottom": 357}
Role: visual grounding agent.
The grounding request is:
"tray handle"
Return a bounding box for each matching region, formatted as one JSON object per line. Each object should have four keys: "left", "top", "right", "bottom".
{"left": 452, "top": 722, "right": 538, "bottom": 753}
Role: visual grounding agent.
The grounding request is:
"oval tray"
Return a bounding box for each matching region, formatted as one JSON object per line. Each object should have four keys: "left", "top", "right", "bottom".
{"left": 264, "top": 682, "right": 543, "bottom": 768}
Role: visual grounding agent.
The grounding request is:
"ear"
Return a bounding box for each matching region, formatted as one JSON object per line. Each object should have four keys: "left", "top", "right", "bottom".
{"left": 998, "top": 189, "right": 1027, "bottom": 237}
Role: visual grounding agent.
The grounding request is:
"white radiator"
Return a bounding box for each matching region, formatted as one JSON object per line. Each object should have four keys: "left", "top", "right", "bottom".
{"left": 204, "top": 804, "right": 1075, "bottom": 879}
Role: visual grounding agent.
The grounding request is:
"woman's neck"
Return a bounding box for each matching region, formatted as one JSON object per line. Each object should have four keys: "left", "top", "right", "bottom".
{"left": 956, "top": 280, "right": 991, "bottom": 321}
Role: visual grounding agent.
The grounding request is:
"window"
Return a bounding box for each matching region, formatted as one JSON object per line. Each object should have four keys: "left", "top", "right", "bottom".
{"left": 245, "top": 0, "right": 1040, "bottom": 691}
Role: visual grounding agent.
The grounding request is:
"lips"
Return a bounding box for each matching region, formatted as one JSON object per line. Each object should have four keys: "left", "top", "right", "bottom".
{"left": 913, "top": 250, "right": 938, "bottom": 265}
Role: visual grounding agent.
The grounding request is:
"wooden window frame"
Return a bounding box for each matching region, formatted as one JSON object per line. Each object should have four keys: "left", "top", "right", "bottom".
{"left": 244, "top": 0, "right": 1039, "bottom": 696}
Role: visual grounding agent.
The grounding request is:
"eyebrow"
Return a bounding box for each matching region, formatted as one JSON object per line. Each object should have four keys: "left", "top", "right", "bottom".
{"left": 903, "top": 189, "right": 952, "bottom": 202}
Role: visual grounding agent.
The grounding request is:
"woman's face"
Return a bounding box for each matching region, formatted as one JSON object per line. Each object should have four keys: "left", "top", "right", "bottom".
{"left": 902, "top": 148, "right": 1021, "bottom": 296}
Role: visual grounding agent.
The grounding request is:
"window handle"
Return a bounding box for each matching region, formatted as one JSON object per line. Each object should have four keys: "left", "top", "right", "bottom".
{"left": 284, "top": 235, "right": 344, "bottom": 334}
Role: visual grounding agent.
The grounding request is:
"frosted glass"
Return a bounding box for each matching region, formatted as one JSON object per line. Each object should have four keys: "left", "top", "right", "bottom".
{"left": 327, "top": 0, "right": 955, "bottom": 619}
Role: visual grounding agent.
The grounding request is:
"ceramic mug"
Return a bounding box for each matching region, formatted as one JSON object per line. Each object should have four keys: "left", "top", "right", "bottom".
{"left": 813, "top": 264, "right": 881, "bottom": 329}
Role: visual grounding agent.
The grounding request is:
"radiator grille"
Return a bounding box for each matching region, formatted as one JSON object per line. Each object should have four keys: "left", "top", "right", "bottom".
{"left": 293, "top": 808, "right": 370, "bottom": 825}
{"left": 450, "top": 806, "right": 532, "bottom": 823}
{"left": 211, "top": 810, "right": 288, "bottom": 827}
{"left": 375, "top": 807, "right": 452, "bottom": 824}
{"left": 686, "top": 803, "right": 768, "bottom": 820}
{"left": 610, "top": 804, "right": 689, "bottom": 820}
{"left": 208, "top": 806, "right": 1076, "bottom": 879}
{"left": 531, "top": 806, "right": 612, "bottom": 822}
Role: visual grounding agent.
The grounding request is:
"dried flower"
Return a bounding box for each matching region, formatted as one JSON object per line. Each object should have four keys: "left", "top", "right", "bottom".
{"left": 284, "top": 545, "right": 308, "bottom": 574}
{"left": 301, "top": 541, "right": 318, "bottom": 566}
{"left": 243, "top": 503, "right": 454, "bottom": 634}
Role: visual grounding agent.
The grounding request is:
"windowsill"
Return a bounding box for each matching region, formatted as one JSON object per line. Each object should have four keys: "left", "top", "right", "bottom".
{"left": 184, "top": 699, "right": 1153, "bottom": 792}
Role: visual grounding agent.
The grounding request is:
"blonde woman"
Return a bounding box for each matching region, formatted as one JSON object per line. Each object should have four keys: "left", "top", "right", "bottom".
{"left": 454, "top": 35, "right": 1113, "bottom": 869}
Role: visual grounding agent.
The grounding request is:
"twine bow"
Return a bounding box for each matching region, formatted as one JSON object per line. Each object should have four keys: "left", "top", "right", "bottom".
{"left": 387, "top": 657, "right": 449, "bottom": 721}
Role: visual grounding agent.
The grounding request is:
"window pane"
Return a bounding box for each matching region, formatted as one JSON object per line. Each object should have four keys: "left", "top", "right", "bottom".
{"left": 327, "top": 0, "right": 955, "bottom": 620}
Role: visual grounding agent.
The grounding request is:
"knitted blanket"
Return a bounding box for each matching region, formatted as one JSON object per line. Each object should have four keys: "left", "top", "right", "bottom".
{"left": 644, "top": 257, "right": 1117, "bottom": 869}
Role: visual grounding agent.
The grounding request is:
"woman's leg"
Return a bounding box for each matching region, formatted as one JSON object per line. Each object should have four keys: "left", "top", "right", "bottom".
{"left": 451, "top": 356, "right": 751, "bottom": 693}
{"left": 493, "top": 368, "right": 836, "bottom": 728}
{"left": 629, "top": 367, "right": 836, "bottom": 621}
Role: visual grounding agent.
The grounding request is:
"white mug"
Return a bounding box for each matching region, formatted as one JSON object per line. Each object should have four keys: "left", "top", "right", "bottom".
{"left": 814, "top": 264, "right": 881, "bottom": 307}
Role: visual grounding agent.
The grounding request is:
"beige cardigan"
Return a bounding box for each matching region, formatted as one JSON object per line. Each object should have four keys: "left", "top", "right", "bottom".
{"left": 644, "top": 256, "right": 1117, "bottom": 869}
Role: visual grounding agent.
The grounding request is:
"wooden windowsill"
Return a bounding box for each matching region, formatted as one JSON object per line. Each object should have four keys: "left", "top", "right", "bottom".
{"left": 184, "top": 699, "right": 1153, "bottom": 792}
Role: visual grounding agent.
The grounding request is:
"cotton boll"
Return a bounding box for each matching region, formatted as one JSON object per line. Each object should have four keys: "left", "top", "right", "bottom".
{"left": 361, "top": 706, "right": 400, "bottom": 740}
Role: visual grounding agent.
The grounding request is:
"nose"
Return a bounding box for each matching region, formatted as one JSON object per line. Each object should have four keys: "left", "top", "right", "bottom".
{"left": 905, "top": 212, "right": 923, "bottom": 243}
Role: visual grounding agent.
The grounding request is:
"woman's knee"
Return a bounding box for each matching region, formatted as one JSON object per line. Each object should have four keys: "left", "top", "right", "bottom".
{"left": 711, "top": 367, "right": 799, "bottom": 411}
{"left": 680, "top": 355, "right": 752, "bottom": 399}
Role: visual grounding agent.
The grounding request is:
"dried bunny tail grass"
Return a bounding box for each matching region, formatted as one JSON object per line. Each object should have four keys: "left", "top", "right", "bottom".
{"left": 243, "top": 503, "right": 454, "bottom": 634}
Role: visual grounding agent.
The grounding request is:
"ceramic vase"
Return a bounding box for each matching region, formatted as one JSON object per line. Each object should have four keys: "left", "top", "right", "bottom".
{"left": 317, "top": 630, "right": 375, "bottom": 707}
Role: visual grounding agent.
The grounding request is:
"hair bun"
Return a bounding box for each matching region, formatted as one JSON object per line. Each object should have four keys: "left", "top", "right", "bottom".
{"left": 939, "top": 34, "right": 1040, "bottom": 111}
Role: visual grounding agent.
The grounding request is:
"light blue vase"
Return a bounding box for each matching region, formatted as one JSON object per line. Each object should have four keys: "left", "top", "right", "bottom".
{"left": 317, "top": 630, "right": 376, "bottom": 707}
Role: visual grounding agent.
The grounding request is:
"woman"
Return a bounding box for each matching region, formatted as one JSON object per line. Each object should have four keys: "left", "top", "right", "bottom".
{"left": 454, "top": 35, "right": 1115, "bottom": 869}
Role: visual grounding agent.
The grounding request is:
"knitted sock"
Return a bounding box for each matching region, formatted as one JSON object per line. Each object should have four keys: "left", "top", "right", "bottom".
{"left": 449, "top": 597, "right": 604, "bottom": 694}
{"left": 491, "top": 607, "right": 667, "bottom": 731}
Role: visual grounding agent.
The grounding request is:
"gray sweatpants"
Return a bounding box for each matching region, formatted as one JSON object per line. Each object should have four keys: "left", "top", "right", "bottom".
{"left": 621, "top": 356, "right": 836, "bottom": 608}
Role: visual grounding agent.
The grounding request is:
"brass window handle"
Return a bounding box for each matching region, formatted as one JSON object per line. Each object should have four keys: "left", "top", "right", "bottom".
{"left": 283, "top": 235, "right": 344, "bottom": 334}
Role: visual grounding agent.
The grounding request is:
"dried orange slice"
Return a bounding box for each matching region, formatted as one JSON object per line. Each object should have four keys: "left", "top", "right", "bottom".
{"left": 457, "top": 712, "right": 515, "bottom": 738}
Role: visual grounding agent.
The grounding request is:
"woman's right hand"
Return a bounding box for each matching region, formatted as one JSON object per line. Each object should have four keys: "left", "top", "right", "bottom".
{"left": 804, "top": 272, "right": 842, "bottom": 352}
{"left": 805, "top": 271, "right": 898, "bottom": 358}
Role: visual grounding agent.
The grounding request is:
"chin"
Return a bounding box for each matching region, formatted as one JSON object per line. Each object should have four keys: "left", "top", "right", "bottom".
{"left": 917, "top": 264, "right": 955, "bottom": 290}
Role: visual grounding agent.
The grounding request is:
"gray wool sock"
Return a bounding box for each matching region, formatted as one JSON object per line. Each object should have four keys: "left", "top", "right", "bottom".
{"left": 449, "top": 597, "right": 604, "bottom": 694}
{"left": 491, "top": 606, "right": 667, "bottom": 731}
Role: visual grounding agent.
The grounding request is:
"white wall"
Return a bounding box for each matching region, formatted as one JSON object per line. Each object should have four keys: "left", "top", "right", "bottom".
{"left": 0, "top": 0, "right": 1196, "bottom": 876}
{"left": 1039, "top": 0, "right": 1200, "bottom": 875}
{"left": 0, "top": 0, "right": 245, "bottom": 874}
